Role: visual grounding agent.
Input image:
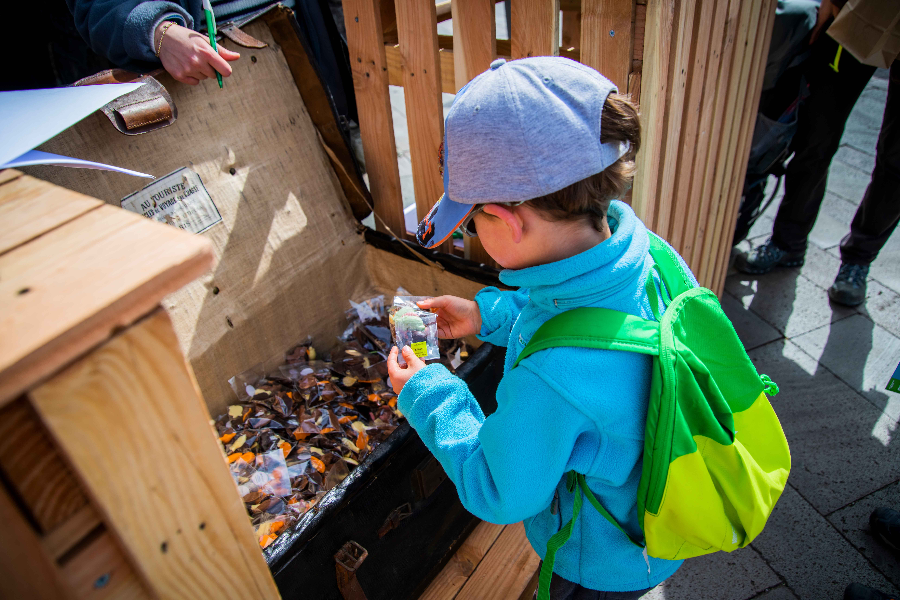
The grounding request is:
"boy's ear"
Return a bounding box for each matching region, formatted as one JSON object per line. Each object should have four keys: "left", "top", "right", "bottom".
{"left": 482, "top": 203, "right": 524, "bottom": 243}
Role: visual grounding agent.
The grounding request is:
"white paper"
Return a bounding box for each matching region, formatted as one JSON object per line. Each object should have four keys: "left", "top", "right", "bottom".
{"left": 1, "top": 150, "right": 154, "bottom": 179}
{"left": 0, "top": 83, "right": 143, "bottom": 166}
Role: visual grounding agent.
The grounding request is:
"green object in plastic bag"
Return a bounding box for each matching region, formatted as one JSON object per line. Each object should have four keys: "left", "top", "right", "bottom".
{"left": 514, "top": 233, "right": 791, "bottom": 600}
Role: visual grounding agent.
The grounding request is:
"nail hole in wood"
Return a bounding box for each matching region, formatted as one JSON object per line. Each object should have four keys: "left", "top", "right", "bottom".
{"left": 251, "top": 56, "right": 257, "bottom": 63}
{"left": 161, "top": 542, "right": 168, "bottom": 553}
{"left": 212, "top": 286, "right": 220, "bottom": 295}
{"left": 17, "top": 288, "right": 29, "bottom": 295}
{"left": 226, "top": 316, "right": 234, "bottom": 328}
{"left": 229, "top": 167, "right": 236, "bottom": 175}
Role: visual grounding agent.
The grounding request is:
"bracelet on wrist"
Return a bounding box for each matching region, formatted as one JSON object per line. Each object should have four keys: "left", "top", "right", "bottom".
{"left": 155, "top": 21, "right": 175, "bottom": 57}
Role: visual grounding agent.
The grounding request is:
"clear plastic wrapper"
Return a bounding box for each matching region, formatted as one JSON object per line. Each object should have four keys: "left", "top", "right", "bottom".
{"left": 217, "top": 319, "right": 409, "bottom": 550}
{"left": 389, "top": 296, "right": 440, "bottom": 365}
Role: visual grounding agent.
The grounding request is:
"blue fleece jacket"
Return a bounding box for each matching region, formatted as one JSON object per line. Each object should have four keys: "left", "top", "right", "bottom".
{"left": 398, "top": 201, "right": 696, "bottom": 592}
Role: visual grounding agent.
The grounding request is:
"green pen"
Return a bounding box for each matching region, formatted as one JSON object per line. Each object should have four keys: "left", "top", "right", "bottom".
{"left": 202, "top": 0, "right": 223, "bottom": 88}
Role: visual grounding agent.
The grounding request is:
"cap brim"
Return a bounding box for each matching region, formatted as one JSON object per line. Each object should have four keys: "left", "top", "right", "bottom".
{"left": 416, "top": 194, "right": 476, "bottom": 249}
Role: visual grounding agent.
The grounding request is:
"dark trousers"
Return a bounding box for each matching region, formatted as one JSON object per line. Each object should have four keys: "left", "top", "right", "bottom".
{"left": 771, "top": 35, "right": 900, "bottom": 266}
{"left": 535, "top": 568, "right": 652, "bottom": 600}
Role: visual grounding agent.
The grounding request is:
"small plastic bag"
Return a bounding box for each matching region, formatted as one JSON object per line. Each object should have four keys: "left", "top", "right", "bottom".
{"left": 390, "top": 297, "right": 440, "bottom": 365}
{"left": 235, "top": 448, "right": 292, "bottom": 498}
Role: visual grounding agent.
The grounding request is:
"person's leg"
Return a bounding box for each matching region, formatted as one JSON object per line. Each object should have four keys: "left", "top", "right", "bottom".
{"left": 839, "top": 62, "right": 900, "bottom": 265}
{"left": 773, "top": 36, "right": 877, "bottom": 252}
{"left": 739, "top": 35, "right": 877, "bottom": 274}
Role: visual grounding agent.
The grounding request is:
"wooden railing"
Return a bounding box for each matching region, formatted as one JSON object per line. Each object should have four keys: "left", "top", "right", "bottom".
{"left": 342, "top": 0, "right": 776, "bottom": 293}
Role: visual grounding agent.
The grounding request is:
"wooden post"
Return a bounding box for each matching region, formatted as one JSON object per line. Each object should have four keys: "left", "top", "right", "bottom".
{"left": 712, "top": 0, "right": 777, "bottom": 295}
{"left": 700, "top": 0, "right": 764, "bottom": 287}
{"left": 343, "top": 0, "right": 406, "bottom": 237}
{"left": 511, "top": 0, "right": 560, "bottom": 59}
{"left": 395, "top": 0, "right": 450, "bottom": 250}
{"left": 631, "top": 0, "right": 676, "bottom": 230}
{"left": 30, "top": 309, "right": 279, "bottom": 599}
{"left": 668, "top": 0, "right": 718, "bottom": 253}
{"left": 580, "top": 0, "right": 634, "bottom": 91}
{"left": 452, "top": 0, "right": 497, "bottom": 266}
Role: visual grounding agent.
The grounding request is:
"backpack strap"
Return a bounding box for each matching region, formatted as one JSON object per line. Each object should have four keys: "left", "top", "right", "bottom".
{"left": 646, "top": 232, "right": 693, "bottom": 298}
{"left": 513, "top": 308, "right": 659, "bottom": 368}
{"left": 537, "top": 473, "right": 646, "bottom": 600}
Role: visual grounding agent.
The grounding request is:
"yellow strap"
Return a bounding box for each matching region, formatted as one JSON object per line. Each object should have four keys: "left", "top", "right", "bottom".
{"left": 830, "top": 44, "right": 843, "bottom": 73}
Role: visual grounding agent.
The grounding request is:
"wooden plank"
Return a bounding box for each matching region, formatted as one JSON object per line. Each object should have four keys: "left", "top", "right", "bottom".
{"left": 452, "top": 0, "right": 497, "bottom": 267}
{"left": 561, "top": 11, "right": 581, "bottom": 51}
{"left": 0, "top": 483, "right": 73, "bottom": 599}
{"left": 652, "top": 0, "right": 697, "bottom": 238}
{"left": 628, "top": 69, "right": 642, "bottom": 104}
{"left": 630, "top": 0, "right": 676, "bottom": 228}
{"left": 343, "top": 0, "right": 406, "bottom": 236}
{"left": 387, "top": 37, "right": 581, "bottom": 96}
{"left": 712, "top": 0, "right": 776, "bottom": 295}
{"left": 0, "top": 168, "right": 23, "bottom": 186}
{"left": 0, "top": 196, "right": 215, "bottom": 407}
{"left": 58, "top": 529, "right": 151, "bottom": 599}
{"left": 456, "top": 522, "right": 540, "bottom": 600}
{"left": 420, "top": 521, "right": 506, "bottom": 600}
{"left": 0, "top": 397, "right": 92, "bottom": 534}
{"left": 30, "top": 309, "right": 279, "bottom": 599}
{"left": 633, "top": 3, "right": 647, "bottom": 62}
{"left": 452, "top": 0, "right": 497, "bottom": 91}
{"left": 700, "top": 0, "right": 763, "bottom": 288}
{"left": 511, "top": 0, "right": 560, "bottom": 59}
{"left": 0, "top": 174, "right": 103, "bottom": 256}
{"left": 44, "top": 504, "right": 104, "bottom": 562}
{"left": 697, "top": 0, "right": 753, "bottom": 285}
{"left": 580, "top": 0, "right": 634, "bottom": 90}
{"left": 386, "top": 44, "right": 457, "bottom": 94}
{"left": 667, "top": 0, "right": 717, "bottom": 253}
{"left": 437, "top": 0, "right": 452, "bottom": 22}
{"left": 687, "top": 0, "right": 741, "bottom": 273}
{"left": 396, "top": 0, "right": 451, "bottom": 252}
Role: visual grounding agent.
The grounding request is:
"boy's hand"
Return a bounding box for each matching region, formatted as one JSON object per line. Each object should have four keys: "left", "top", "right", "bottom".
{"left": 387, "top": 346, "right": 427, "bottom": 395}
{"left": 417, "top": 296, "right": 482, "bottom": 339}
{"left": 155, "top": 22, "right": 241, "bottom": 85}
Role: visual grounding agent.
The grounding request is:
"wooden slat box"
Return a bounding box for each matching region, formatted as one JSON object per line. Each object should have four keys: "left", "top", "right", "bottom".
{"left": 0, "top": 170, "right": 278, "bottom": 599}
{"left": 20, "top": 6, "right": 510, "bottom": 599}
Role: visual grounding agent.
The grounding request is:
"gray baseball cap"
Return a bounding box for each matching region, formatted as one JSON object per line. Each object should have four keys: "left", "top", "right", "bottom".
{"left": 417, "top": 56, "right": 629, "bottom": 249}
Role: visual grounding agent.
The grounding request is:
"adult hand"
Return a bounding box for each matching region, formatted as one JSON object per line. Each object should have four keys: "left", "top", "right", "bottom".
{"left": 416, "top": 296, "right": 482, "bottom": 339}
{"left": 387, "top": 346, "right": 427, "bottom": 395}
{"left": 155, "top": 22, "right": 240, "bottom": 85}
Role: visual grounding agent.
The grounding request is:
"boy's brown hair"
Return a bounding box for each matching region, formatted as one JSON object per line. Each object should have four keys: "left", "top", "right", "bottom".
{"left": 528, "top": 93, "right": 641, "bottom": 232}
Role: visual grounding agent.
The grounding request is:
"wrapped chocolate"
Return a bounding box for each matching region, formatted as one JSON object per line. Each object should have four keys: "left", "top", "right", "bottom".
{"left": 389, "top": 296, "right": 440, "bottom": 365}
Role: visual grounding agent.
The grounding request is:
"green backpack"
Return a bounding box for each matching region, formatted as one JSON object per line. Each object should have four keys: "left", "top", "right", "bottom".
{"left": 515, "top": 233, "right": 791, "bottom": 600}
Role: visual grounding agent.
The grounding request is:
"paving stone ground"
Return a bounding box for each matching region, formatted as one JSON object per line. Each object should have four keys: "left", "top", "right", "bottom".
{"left": 719, "top": 69, "right": 900, "bottom": 600}
{"left": 387, "top": 18, "right": 898, "bottom": 598}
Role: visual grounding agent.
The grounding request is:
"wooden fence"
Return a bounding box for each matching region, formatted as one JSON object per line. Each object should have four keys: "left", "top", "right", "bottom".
{"left": 341, "top": 0, "right": 776, "bottom": 294}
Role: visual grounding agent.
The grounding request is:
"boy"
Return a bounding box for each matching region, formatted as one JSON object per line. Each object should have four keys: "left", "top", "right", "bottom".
{"left": 386, "top": 57, "right": 692, "bottom": 599}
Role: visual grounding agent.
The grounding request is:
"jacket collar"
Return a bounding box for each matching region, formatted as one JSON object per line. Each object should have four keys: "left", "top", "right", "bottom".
{"left": 498, "top": 201, "right": 649, "bottom": 313}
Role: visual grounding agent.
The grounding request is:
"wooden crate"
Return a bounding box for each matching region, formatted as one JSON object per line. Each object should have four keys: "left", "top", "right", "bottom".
{"left": 0, "top": 170, "right": 278, "bottom": 599}
{"left": 19, "top": 8, "right": 511, "bottom": 598}
{"left": 344, "top": 0, "right": 776, "bottom": 291}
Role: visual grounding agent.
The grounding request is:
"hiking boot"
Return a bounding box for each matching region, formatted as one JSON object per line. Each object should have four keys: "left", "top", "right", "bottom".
{"left": 844, "top": 582, "right": 897, "bottom": 600}
{"left": 735, "top": 239, "right": 805, "bottom": 274}
{"left": 828, "top": 263, "right": 869, "bottom": 307}
{"left": 870, "top": 507, "right": 900, "bottom": 553}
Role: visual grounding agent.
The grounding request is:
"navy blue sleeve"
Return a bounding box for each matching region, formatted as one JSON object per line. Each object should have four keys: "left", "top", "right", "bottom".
{"left": 67, "top": 0, "right": 194, "bottom": 67}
